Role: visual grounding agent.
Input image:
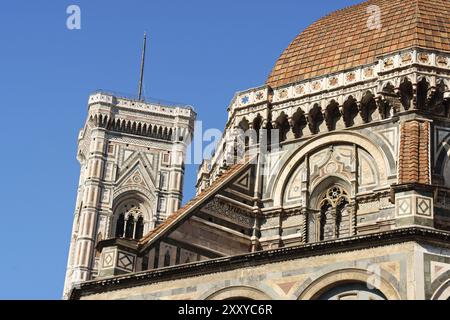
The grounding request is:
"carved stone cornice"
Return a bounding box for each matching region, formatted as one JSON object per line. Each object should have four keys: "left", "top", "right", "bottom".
{"left": 282, "top": 206, "right": 304, "bottom": 217}
{"left": 356, "top": 190, "right": 391, "bottom": 204}
{"left": 71, "top": 227, "right": 450, "bottom": 300}
{"left": 201, "top": 197, "right": 254, "bottom": 228}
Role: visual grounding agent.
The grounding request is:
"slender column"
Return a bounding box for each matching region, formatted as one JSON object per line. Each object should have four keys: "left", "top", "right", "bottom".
{"left": 132, "top": 216, "right": 138, "bottom": 239}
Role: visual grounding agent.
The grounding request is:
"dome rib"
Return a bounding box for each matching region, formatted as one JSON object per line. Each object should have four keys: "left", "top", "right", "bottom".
{"left": 267, "top": 0, "right": 450, "bottom": 88}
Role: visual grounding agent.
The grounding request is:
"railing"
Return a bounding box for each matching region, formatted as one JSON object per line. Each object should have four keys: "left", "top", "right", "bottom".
{"left": 91, "top": 89, "right": 194, "bottom": 110}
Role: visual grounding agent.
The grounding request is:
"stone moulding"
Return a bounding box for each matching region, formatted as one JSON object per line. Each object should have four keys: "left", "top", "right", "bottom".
{"left": 88, "top": 92, "right": 194, "bottom": 119}
{"left": 70, "top": 227, "right": 450, "bottom": 300}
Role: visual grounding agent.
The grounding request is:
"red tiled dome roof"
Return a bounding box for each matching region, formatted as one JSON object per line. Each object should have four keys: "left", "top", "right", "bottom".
{"left": 267, "top": 0, "right": 450, "bottom": 88}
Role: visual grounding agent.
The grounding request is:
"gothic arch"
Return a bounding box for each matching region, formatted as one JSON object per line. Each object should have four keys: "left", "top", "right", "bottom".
{"left": 111, "top": 191, "right": 154, "bottom": 239}
{"left": 274, "top": 112, "right": 290, "bottom": 142}
{"left": 342, "top": 96, "right": 359, "bottom": 127}
{"left": 272, "top": 132, "right": 390, "bottom": 207}
{"left": 324, "top": 100, "right": 341, "bottom": 131}
{"left": 310, "top": 175, "right": 352, "bottom": 205}
{"left": 296, "top": 268, "right": 401, "bottom": 300}
{"left": 202, "top": 286, "right": 273, "bottom": 300}
{"left": 307, "top": 104, "right": 324, "bottom": 134}
{"left": 381, "top": 81, "right": 395, "bottom": 93}
{"left": 309, "top": 177, "right": 353, "bottom": 241}
{"left": 417, "top": 77, "right": 430, "bottom": 109}
{"left": 114, "top": 186, "right": 154, "bottom": 205}
{"left": 399, "top": 77, "right": 414, "bottom": 110}
{"left": 360, "top": 91, "right": 377, "bottom": 123}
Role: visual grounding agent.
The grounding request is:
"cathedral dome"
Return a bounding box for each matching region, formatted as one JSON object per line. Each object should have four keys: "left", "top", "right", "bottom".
{"left": 267, "top": 0, "right": 450, "bottom": 88}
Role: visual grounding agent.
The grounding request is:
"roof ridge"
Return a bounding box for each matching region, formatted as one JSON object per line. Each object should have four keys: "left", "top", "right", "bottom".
{"left": 138, "top": 158, "right": 253, "bottom": 246}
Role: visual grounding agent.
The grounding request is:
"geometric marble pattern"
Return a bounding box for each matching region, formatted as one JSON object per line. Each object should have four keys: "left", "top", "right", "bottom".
{"left": 417, "top": 197, "right": 432, "bottom": 217}
{"left": 276, "top": 281, "right": 297, "bottom": 295}
{"left": 233, "top": 168, "right": 252, "bottom": 192}
{"left": 102, "top": 251, "right": 115, "bottom": 268}
{"left": 396, "top": 195, "right": 434, "bottom": 218}
{"left": 117, "top": 252, "right": 135, "bottom": 272}
{"left": 397, "top": 197, "right": 412, "bottom": 217}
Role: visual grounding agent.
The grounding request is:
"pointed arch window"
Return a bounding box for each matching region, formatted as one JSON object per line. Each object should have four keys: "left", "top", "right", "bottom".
{"left": 135, "top": 216, "right": 144, "bottom": 239}
{"left": 115, "top": 201, "right": 148, "bottom": 240}
{"left": 115, "top": 214, "right": 125, "bottom": 238}
{"left": 318, "top": 186, "right": 350, "bottom": 241}
{"left": 319, "top": 201, "right": 332, "bottom": 241}
{"left": 125, "top": 215, "right": 135, "bottom": 238}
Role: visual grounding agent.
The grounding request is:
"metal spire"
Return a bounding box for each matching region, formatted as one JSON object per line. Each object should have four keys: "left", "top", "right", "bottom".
{"left": 138, "top": 32, "right": 147, "bottom": 101}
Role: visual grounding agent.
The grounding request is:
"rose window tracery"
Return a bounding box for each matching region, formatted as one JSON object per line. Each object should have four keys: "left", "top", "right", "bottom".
{"left": 318, "top": 186, "right": 350, "bottom": 241}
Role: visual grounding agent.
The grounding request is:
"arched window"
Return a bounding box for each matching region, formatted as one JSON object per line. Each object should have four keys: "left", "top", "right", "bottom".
{"left": 336, "top": 197, "right": 349, "bottom": 238}
{"left": 135, "top": 216, "right": 144, "bottom": 239}
{"left": 114, "top": 199, "right": 149, "bottom": 240}
{"left": 319, "top": 201, "right": 332, "bottom": 241}
{"left": 125, "top": 215, "right": 135, "bottom": 238}
{"left": 115, "top": 213, "right": 125, "bottom": 238}
{"left": 318, "top": 186, "right": 350, "bottom": 241}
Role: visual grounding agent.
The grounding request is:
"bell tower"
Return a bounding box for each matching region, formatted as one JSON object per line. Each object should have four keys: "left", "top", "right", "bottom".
{"left": 63, "top": 91, "right": 195, "bottom": 298}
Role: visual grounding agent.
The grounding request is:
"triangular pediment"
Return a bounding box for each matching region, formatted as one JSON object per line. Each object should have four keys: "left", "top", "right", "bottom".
{"left": 139, "top": 158, "right": 256, "bottom": 252}
{"left": 117, "top": 152, "right": 157, "bottom": 187}
{"left": 116, "top": 160, "right": 156, "bottom": 190}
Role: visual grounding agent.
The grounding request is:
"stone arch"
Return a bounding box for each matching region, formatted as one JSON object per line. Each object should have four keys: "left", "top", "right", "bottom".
{"left": 431, "top": 279, "right": 450, "bottom": 300}
{"left": 111, "top": 190, "right": 154, "bottom": 239}
{"left": 417, "top": 74, "right": 433, "bottom": 85}
{"left": 417, "top": 77, "right": 430, "bottom": 109}
{"left": 342, "top": 96, "right": 359, "bottom": 127}
{"left": 324, "top": 100, "right": 341, "bottom": 131}
{"left": 297, "top": 268, "right": 400, "bottom": 300}
{"left": 251, "top": 114, "right": 263, "bottom": 144}
{"left": 360, "top": 91, "right": 377, "bottom": 123}
{"left": 274, "top": 112, "right": 290, "bottom": 142}
{"left": 307, "top": 104, "right": 324, "bottom": 134}
{"left": 203, "top": 286, "right": 273, "bottom": 300}
{"left": 310, "top": 175, "right": 352, "bottom": 207}
{"left": 272, "top": 132, "right": 389, "bottom": 207}
{"left": 309, "top": 176, "right": 353, "bottom": 241}
{"left": 291, "top": 108, "right": 308, "bottom": 138}
{"left": 399, "top": 77, "right": 414, "bottom": 110}
{"left": 382, "top": 81, "right": 395, "bottom": 93}
{"left": 237, "top": 117, "right": 250, "bottom": 131}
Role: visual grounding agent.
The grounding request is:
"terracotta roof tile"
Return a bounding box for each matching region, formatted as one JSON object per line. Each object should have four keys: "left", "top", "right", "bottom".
{"left": 267, "top": 0, "right": 450, "bottom": 88}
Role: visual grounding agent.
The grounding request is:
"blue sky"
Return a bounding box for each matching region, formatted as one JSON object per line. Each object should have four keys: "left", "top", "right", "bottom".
{"left": 0, "top": 0, "right": 361, "bottom": 299}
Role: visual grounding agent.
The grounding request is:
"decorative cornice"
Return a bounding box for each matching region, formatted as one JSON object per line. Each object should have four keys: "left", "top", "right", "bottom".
{"left": 356, "top": 190, "right": 391, "bottom": 204}
{"left": 70, "top": 227, "right": 450, "bottom": 300}
{"left": 88, "top": 92, "right": 195, "bottom": 119}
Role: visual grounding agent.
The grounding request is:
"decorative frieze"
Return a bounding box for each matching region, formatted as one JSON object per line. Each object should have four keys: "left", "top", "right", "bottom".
{"left": 201, "top": 198, "right": 254, "bottom": 227}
